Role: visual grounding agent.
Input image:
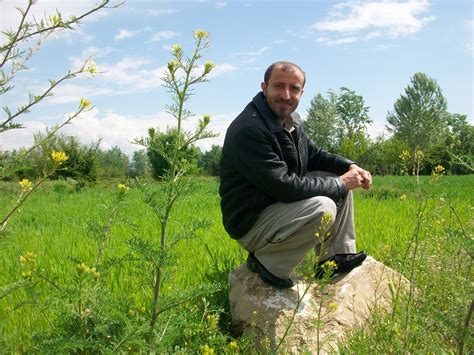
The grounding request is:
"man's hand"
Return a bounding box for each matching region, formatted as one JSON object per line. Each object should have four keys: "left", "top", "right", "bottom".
{"left": 340, "top": 164, "right": 372, "bottom": 191}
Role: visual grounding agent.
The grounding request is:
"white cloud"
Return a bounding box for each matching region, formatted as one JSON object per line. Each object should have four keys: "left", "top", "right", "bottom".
{"left": 215, "top": 2, "right": 228, "bottom": 9}
{"left": 149, "top": 31, "right": 179, "bottom": 42}
{"left": 231, "top": 46, "right": 271, "bottom": 66}
{"left": 45, "top": 83, "right": 113, "bottom": 104}
{"left": 115, "top": 29, "right": 135, "bottom": 40}
{"left": 114, "top": 27, "right": 151, "bottom": 41}
{"left": 148, "top": 8, "right": 179, "bottom": 16}
{"left": 234, "top": 46, "right": 271, "bottom": 57}
{"left": 100, "top": 57, "right": 167, "bottom": 91}
{"left": 316, "top": 36, "right": 358, "bottom": 46}
{"left": 208, "top": 63, "right": 238, "bottom": 78}
{"left": 0, "top": 120, "right": 47, "bottom": 152}
{"left": 312, "top": 0, "right": 435, "bottom": 45}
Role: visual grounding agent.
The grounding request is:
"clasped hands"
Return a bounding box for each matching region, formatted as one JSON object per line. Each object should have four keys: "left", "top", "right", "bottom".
{"left": 340, "top": 164, "right": 372, "bottom": 191}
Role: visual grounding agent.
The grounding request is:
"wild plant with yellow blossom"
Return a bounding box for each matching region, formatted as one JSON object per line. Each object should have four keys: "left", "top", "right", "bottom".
{"left": 132, "top": 29, "right": 219, "bottom": 345}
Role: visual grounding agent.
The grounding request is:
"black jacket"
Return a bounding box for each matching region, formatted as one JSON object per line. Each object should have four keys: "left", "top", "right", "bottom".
{"left": 219, "top": 92, "right": 354, "bottom": 239}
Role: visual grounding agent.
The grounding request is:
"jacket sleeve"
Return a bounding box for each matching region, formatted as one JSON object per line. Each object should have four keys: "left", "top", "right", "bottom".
{"left": 306, "top": 136, "right": 354, "bottom": 175}
{"left": 231, "top": 125, "right": 347, "bottom": 203}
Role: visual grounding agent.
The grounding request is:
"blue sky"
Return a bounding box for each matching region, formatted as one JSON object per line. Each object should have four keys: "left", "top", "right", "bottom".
{"left": 1, "top": 0, "right": 473, "bottom": 155}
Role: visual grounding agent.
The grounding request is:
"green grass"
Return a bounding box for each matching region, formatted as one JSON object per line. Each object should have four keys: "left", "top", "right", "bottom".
{"left": 0, "top": 175, "right": 472, "bottom": 352}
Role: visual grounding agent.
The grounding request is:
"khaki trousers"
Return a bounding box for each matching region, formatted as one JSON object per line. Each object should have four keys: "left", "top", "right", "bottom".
{"left": 237, "top": 173, "right": 356, "bottom": 279}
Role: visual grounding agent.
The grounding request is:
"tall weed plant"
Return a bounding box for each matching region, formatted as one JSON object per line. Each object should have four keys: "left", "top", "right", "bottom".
{"left": 340, "top": 152, "right": 473, "bottom": 354}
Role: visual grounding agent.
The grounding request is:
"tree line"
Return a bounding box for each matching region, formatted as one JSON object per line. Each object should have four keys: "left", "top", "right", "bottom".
{"left": 1, "top": 72, "right": 472, "bottom": 183}
{"left": 305, "top": 72, "right": 472, "bottom": 175}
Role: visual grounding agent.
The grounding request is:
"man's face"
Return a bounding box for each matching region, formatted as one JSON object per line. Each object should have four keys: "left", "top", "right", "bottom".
{"left": 261, "top": 67, "right": 305, "bottom": 120}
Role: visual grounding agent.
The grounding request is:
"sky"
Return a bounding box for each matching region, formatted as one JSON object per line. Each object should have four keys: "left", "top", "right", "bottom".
{"left": 1, "top": 0, "right": 473, "bottom": 156}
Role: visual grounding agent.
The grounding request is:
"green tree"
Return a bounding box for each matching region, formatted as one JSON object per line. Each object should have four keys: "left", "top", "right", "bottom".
{"left": 130, "top": 149, "right": 151, "bottom": 178}
{"left": 305, "top": 91, "right": 338, "bottom": 151}
{"left": 335, "top": 87, "right": 372, "bottom": 140}
{"left": 146, "top": 127, "right": 200, "bottom": 180}
{"left": 386, "top": 72, "right": 448, "bottom": 173}
{"left": 99, "top": 146, "right": 130, "bottom": 179}
{"left": 199, "top": 144, "right": 222, "bottom": 176}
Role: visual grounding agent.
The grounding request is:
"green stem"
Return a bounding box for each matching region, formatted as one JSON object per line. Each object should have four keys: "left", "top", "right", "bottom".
{"left": 0, "top": 0, "right": 33, "bottom": 68}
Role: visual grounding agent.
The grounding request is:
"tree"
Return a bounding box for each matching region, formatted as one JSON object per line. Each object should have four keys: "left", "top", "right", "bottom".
{"left": 335, "top": 87, "right": 372, "bottom": 140}
{"left": 199, "top": 144, "right": 222, "bottom": 176}
{"left": 99, "top": 146, "right": 130, "bottom": 179}
{"left": 306, "top": 87, "right": 372, "bottom": 162}
{"left": 386, "top": 72, "right": 448, "bottom": 173}
{"left": 130, "top": 149, "right": 151, "bottom": 178}
{"left": 146, "top": 127, "right": 200, "bottom": 180}
{"left": 305, "top": 91, "right": 338, "bottom": 151}
{"left": 437, "top": 113, "right": 474, "bottom": 173}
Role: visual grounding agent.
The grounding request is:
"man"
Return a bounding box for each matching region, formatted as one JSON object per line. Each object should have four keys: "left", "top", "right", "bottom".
{"left": 219, "top": 61, "right": 372, "bottom": 289}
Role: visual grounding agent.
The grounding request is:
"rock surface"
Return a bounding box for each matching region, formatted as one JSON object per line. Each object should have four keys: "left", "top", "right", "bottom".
{"left": 228, "top": 256, "right": 408, "bottom": 353}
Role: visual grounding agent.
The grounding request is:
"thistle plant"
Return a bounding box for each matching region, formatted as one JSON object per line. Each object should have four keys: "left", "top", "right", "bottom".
{"left": 133, "top": 29, "right": 217, "bottom": 343}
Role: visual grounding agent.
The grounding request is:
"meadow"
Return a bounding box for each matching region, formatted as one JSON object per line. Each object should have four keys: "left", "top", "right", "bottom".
{"left": 0, "top": 174, "right": 472, "bottom": 353}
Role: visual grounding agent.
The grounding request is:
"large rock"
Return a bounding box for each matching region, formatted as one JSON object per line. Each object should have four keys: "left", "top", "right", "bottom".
{"left": 229, "top": 256, "right": 408, "bottom": 353}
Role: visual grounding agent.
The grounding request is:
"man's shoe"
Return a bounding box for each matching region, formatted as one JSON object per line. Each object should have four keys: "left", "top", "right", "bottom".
{"left": 334, "top": 251, "right": 367, "bottom": 273}
{"left": 315, "top": 251, "right": 367, "bottom": 279}
{"left": 247, "top": 253, "right": 294, "bottom": 289}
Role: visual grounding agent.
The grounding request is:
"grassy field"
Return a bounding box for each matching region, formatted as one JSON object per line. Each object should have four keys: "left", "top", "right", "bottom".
{"left": 0, "top": 175, "right": 472, "bottom": 352}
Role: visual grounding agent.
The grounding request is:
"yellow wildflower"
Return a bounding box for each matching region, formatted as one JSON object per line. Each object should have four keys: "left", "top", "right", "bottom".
{"left": 432, "top": 164, "right": 445, "bottom": 180}
{"left": 328, "top": 303, "right": 338, "bottom": 312}
{"left": 201, "top": 344, "right": 214, "bottom": 355}
{"left": 84, "top": 60, "right": 98, "bottom": 78}
{"left": 325, "top": 260, "right": 337, "bottom": 269}
{"left": 204, "top": 61, "right": 215, "bottom": 74}
{"left": 79, "top": 98, "right": 92, "bottom": 108}
{"left": 171, "top": 44, "right": 182, "bottom": 56}
{"left": 77, "top": 262, "right": 90, "bottom": 274}
{"left": 400, "top": 194, "right": 407, "bottom": 201}
{"left": 399, "top": 150, "right": 411, "bottom": 161}
{"left": 51, "top": 150, "right": 68, "bottom": 165}
{"left": 194, "top": 29, "right": 209, "bottom": 39}
{"left": 19, "top": 252, "right": 37, "bottom": 264}
{"left": 19, "top": 178, "right": 32, "bottom": 191}
{"left": 117, "top": 183, "right": 129, "bottom": 192}
{"left": 21, "top": 271, "right": 32, "bottom": 279}
{"left": 229, "top": 341, "right": 238, "bottom": 350}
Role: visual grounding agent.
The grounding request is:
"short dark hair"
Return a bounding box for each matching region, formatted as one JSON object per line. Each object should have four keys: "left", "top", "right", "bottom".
{"left": 263, "top": 61, "right": 306, "bottom": 87}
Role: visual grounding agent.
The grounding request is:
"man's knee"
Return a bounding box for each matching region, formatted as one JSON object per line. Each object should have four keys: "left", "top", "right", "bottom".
{"left": 306, "top": 196, "right": 337, "bottom": 223}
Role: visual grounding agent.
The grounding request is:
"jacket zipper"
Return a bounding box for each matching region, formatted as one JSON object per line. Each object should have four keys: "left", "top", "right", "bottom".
{"left": 284, "top": 129, "right": 302, "bottom": 176}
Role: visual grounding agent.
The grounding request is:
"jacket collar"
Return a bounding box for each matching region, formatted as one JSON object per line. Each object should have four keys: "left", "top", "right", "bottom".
{"left": 252, "top": 91, "right": 302, "bottom": 133}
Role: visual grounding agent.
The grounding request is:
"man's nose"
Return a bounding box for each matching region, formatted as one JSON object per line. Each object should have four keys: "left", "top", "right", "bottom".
{"left": 280, "top": 87, "right": 291, "bottom": 100}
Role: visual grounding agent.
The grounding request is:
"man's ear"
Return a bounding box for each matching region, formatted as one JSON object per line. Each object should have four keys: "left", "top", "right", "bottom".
{"left": 261, "top": 82, "right": 267, "bottom": 96}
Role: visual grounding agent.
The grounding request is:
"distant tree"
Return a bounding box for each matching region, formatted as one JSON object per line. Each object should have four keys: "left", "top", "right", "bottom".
{"left": 130, "top": 149, "right": 151, "bottom": 178}
{"left": 17, "top": 130, "right": 99, "bottom": 182}
{"left": 305, "top": 91, "right": 338, "bottom": 151}
{"left": 199, "top": 145, "right": 222, "bottom": 176}
{"left": 386, "top": 72, "right": 448, "bottom": 173}
{"left": 99, "top": 146, "right": 130, "bottom": 179}
{"left": 335, "top": 87, "right": 372, "bottom": 141}
{"left": 306, "top": 87, "right": 372, "bottom": 163}
{"left": 436, "top": 113, "right": 474, "bottom": 174}
{"left": 146, "top": 127, "right": 200, "bottom": 180}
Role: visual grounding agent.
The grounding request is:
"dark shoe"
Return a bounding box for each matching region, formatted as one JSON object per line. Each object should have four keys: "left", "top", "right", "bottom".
{"left": 334, "top": 251, "right": 367, "bottom": 273}
{"left": 315, "top": 251, "right": 367, "bottom": 279}
{"left": 247, "top": 253, "right": 294, "bottom": 289}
